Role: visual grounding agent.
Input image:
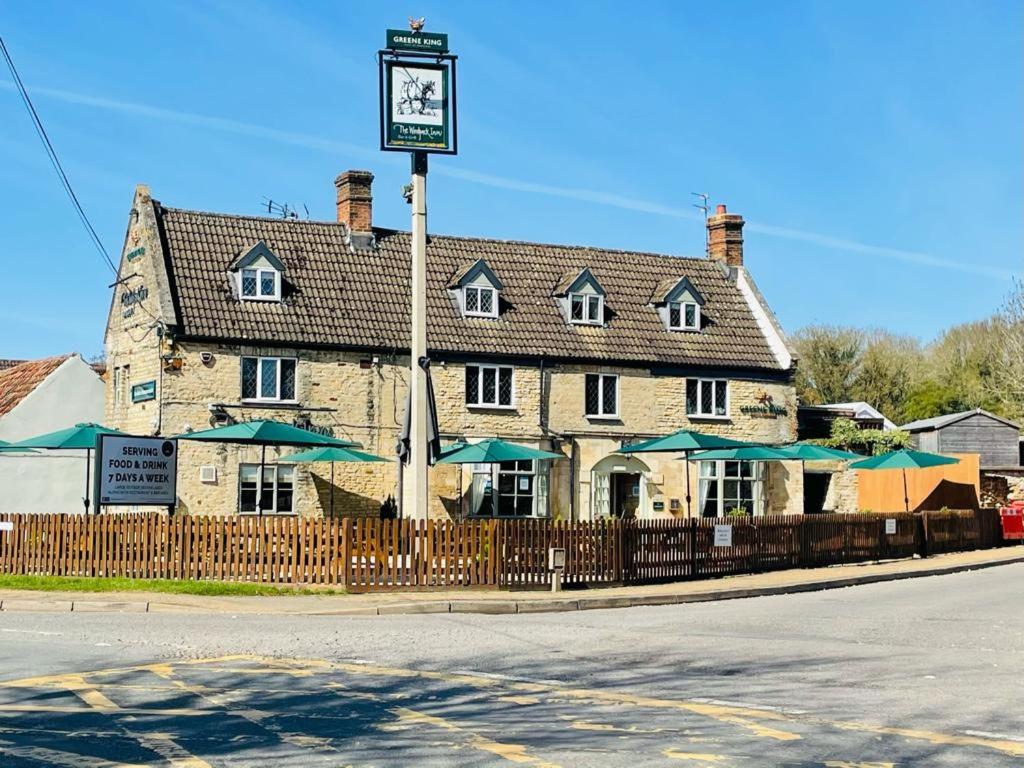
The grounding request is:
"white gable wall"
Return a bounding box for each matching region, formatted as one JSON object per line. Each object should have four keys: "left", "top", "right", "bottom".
{"left": 0, "top": 356, "right": 105, "bottom": 514}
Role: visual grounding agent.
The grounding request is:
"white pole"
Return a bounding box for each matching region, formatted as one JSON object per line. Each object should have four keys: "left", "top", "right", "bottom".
{"left": 406, "top": 151, "right": 429, "bottom": 521}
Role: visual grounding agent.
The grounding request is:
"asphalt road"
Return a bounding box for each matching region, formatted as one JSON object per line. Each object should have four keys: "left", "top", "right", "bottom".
{"left": 0, "top": 565, "right": 1021, "bottom": 767}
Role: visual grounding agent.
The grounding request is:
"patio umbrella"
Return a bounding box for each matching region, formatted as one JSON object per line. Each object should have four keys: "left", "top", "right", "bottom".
{"left": 0, "top": 440, "right": 36, "bottom": 453}
{"left": 849, "top": 449, "right": 960, "bottom": 513}
{"left": 175, "top": 420, "right": 357, "bottom": 516}
{"left": 619, "top": 430, "right": 756, "bottom": 517}
{"left": 6, "top": 423, "right": 130, "bottom": 512}
{"left": 281, "top": 445, "right": 389, "bottom": 514}
{"left": 436, "top": 439, "right": 563, "bottom": 465}
{"left": 689, "top": 445, "right": 796, "bottom": 462}
{"left": 772, "top": 443, "right": 864, "bottom": 461}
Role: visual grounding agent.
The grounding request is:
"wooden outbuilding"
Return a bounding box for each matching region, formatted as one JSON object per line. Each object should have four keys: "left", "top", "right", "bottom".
{"left": 901, "top": 409, "right": 1020, "bottom": 469}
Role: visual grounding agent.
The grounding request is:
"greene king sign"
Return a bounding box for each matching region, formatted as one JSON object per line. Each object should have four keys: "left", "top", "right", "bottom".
{"left": 378, "top": 28, "right": 457, "bottom": 155}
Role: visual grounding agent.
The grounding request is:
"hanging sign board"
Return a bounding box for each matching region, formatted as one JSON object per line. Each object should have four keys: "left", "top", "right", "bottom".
{"left": 386, "top": 29, "right": 449, "bottom": 53}
{"left": 713, "top": 524, "right": 733, "bottom": 548}
{"left": 97, "top": 435, "right": 177, "bottom": 506}
{"left": 885, "top": 518, "right": 897, "bottom": 535}
{"left": 379, "top": 29, "right": 457, "bottom": 155}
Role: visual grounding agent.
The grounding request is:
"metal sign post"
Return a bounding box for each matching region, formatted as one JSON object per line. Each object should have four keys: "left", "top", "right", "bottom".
{"left": 379, "top": 20, "right": 457, "bottom": 521}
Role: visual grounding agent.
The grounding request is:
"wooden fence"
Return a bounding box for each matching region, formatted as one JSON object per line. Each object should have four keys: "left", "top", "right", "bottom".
{"left": 0, "top": 509, "right": 1008, "bottom": 592}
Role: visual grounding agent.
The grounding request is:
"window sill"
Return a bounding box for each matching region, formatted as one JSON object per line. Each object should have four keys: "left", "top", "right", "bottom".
{"left": 240, "top": 400, "right": 302, "bottom": 409}
{"left": 240, "top": 296, "right": 281, "bottom": 303}
{"left": 466, "top": 404, "right": 517, "bottom": 412}
{"left": 586, "top": 414, "right": 622, "bottom": 422}
{"left": 463, "top": 313, "right": 499, "bottom": 320}
{"left": 687, "top": 414, "right": 731, "bottom": 422}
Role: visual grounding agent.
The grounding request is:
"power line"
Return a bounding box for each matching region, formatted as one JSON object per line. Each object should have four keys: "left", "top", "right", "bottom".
{"left": 0, "top": 35, "right": 118, "bottom": 275}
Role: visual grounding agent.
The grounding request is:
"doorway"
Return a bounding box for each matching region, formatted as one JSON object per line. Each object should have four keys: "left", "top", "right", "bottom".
{"left": 803, "top": 472, "right": 831, "bottom": 514}
{"left": 611, "top": 472, "right": 641, "bottom": 519}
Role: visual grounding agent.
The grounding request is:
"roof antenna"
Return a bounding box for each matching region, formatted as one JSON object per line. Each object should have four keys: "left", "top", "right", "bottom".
{"left": 262, "top": 198, "right": 305, "bottom": 220}
{"left": 691, "top": 192, "right": 710, "bottom": 257}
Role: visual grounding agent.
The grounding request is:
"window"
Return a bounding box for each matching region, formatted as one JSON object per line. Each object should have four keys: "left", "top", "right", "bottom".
{"left": 113, "top": 366, "right": 122, "bottom": 407}
{"left": 585, "top": 373, "right": 618, "bottom": 418}
{"left": 698, "top": 460, "right": 763, "bottom": 517}
{"left": 668, "top": 301, "right": 700, "bottom": 331}
{"left": 686, "top": 378, "right": 728, "bottom": 418}
{"left": 468, "top": 460, "right": 549, "bottom": 518}
{"left": 241, "top": 356, "right": 296, "bottom": 402}
{"left": 239, "top": 464, "right": 295, "bottom": 514}
{"left": 464, "top": 285, "right": 497, "bottom": 318}
{"left": 240, "top": 267, "right": 280, "bottom": 301}
{"left": 465, "top": 364, "right": 513, "bottom": 408}
{"left": 570, "top": 293, "right": 603, "bottom": 325}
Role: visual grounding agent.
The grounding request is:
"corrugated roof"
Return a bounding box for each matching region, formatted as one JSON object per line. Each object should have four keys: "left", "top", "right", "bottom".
{"left": 901, "top": 408, "right": 1020, "bottom": 432}
{"left": 155, "top": 203, "right": 785, "bottom": 370}
{"left": 0, "top": 355, "right": 72, "bottom": 419}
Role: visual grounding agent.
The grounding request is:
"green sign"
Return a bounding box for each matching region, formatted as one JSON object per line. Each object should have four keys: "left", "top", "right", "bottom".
{"left": 125, "top": 246, "right": 146, "bottom": 261}
{"left": 384, "top": 60, "right": 451, "bottom": 151}
{"left": 131, "top": 380, "right": 157, "bottom": 403}
{"left": 386, "top": 29, "right": 448, "bottom": 53}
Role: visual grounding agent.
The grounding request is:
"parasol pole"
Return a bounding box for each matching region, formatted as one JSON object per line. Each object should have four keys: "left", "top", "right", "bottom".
{"left": 84, "top": 447, "right": 91, "bottom": 514}
{"left": 330, "top": 461, "right": 335, "bottom": 517}
{"left": 903, "top": 468, "right": 910, "bottom": 514}
{"left": 684, "top": 449, "right": 692, "bottom": 518}
{"left": 257, "top": 444, "right": 267, "bottom": 517}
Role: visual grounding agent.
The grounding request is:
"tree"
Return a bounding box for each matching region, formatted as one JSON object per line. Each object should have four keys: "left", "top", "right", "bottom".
{"left": 850, "top": 331, "right": 921, "bottom": 424}
{"left": 791, "top": 325, "right": 863, "bottom": 405}
{"left": 989, "top": 280, "right": 1024, "bottom": 422}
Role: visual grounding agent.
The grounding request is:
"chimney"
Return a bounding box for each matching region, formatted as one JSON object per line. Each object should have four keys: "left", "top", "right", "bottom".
{"left": 707, "top": 203, "right": 744, "bottom": 267}
{"left": 334, "top": 170, "right": 374, "bottom": 232}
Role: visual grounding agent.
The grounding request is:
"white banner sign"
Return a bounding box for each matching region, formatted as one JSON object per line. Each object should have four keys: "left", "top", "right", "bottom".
{"left": 98, "top": 436, "right": 177, "bottom": 506}
{"left": 713, "top": 524, "right": 733, "bottom": 548}
{"left": 885, "top": 518, "right": 897, "bottom": 535}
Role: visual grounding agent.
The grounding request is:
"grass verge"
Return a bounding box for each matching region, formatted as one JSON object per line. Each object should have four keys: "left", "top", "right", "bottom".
{"left": 0, "top": 575, "right": 344, "bottom": 596}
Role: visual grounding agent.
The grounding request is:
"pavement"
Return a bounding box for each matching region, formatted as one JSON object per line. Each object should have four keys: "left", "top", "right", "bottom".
{"left": 0, "top": 546, "right": 1021, "bottom": 616}
{"left": 0, "top": 562, "right": 1021, "bottom": 766}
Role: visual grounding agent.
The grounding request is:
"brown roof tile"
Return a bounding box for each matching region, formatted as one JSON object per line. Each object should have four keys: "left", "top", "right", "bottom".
{"left": 154, "top": 203, "right": 784, "bottom": 371}
{"left": 0, "top": 355, "right": 73, "bottom": 419}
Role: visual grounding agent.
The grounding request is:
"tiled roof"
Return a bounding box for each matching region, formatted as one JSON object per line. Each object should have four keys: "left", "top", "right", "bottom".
{"left": 0, "top": 355, "right": 72, "bottom": 419}
{"left": 0, "top": 360, "right": 26, "bottom": 371}
{"left": 155, "top": 203, "right": 785, "bottom": 371}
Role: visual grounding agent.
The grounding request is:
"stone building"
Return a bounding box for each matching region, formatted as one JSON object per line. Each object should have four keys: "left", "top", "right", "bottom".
{"left": 103, "top": 171, "right": 799, "bottom": 520}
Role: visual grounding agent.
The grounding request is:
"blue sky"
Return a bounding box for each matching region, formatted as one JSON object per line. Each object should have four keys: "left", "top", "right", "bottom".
{"left": 1, "top": 1, "right": 1021, "bottom": 359}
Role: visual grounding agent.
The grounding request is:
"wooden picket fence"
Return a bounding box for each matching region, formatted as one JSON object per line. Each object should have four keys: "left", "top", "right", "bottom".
{"left": 0, "top": 509, "right": 1008, "bottom": 592}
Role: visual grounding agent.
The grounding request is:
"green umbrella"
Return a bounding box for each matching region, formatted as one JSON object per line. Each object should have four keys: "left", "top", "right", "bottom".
{"left": 0, "top": 440, "right": 36, "bottom": 454}
{"left": 175, "top": 420, "right": 357, "bottom": 516}
{"left": 281, "top": 446, "right": 389, "bottom": 514}
{"left": 619, "top": 430, "right": 756, "bottom": 517}
{"left": 772, "top": 443, "right": 864, "bottom": 461}
{"left": 849, "top": 449, "right": 960, "bottom": 513}
{"left": 689, "top": 446, "right": 796, "bottom": 462}
{"left": 436, "top": 439, "right": 563, "bottom": 465}
{"left": 7, "top": 423, "right": 130, "bottom": 512}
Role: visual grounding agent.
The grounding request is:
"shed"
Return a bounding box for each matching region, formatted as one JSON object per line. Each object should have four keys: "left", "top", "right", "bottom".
{"left": 901, "top": 409, "right": 1021, "bottom": 468}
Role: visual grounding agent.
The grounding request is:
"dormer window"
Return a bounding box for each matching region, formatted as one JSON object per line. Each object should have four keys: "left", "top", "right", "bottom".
{"left": 448, "top": 259, "right": 504, "bottom": 320}
{"left": 554, "top": 268, "right": 607, "bottom": 328}
{"left": 570, "top": 293, "right": 603, "bottom": 325}
{"left": 241, "top": 267, "right": 280, "bottom": 301}
{"left": 668, "top": 301, "right": 699, "bottom": 331}
{"left": 651, "top": 277, "right": 705, "bottom": 333}
{"left": 230, "top": 241, "right": 285, "bottom": 303}
{"left": 464, "top": 285, "right": 497, "bottom": 318}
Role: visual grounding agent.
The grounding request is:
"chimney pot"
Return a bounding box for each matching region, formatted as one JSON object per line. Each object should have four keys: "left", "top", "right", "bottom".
{"left": 707, "top": 204, "right": 744, "bottom": 267}
{"left": 335, "top": 170, "right": 374, "bottom": 232}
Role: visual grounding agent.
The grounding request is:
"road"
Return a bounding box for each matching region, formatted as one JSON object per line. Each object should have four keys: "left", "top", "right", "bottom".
{"left": 0, "top": 564, "right": 1020, "bottom": 767}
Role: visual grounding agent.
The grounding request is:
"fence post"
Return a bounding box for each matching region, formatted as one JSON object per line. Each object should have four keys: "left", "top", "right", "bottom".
{"left": 689, "top": 517, "right": 698, "bottom": 579}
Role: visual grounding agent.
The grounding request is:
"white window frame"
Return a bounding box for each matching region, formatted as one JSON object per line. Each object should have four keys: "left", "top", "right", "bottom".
{"left": 585, "top": 373, "right": 619, "bottom": 419}
{"left": 465, "top": 364, "right": 515, "bottom": 409}
{"left": 668, "top": 301, "right": 700, "bottom": 331}
{"left": 241, "top": 356, "right": 297, "bottom": 403}
{"left": 238, "top": 463, "right": 295, "bottom": 515}
{"left": 697, "top": 460, "right": 764, "bottom": 518}
{"left": 467, "top": 459, "right": 549, "bottom": 519}
{"left": 239, "top": 267, "right": 281, "bottom": 302}
{"left": 463, "top": 285, "right": 498, "bottom": 318}
{"left": 570, "top": 292, "right": 604, "bottom": 325}
{"left": 687, "top": 378, "right": 729, "bottom": 419}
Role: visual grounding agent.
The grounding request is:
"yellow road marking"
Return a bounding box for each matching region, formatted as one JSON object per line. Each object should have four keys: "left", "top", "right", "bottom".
{"left": 663, "top": 751, "right": 731, "bottom": 763}
{"left": 823, "top": 762, "right": 895, "bottom": 768}
{"left": 387, "top": 706, "right": 563, "bottom": 767}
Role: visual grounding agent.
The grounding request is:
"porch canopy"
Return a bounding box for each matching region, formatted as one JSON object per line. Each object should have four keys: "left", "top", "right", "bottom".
{"left": 618, "top": 430, "right": 757, "bottom": 517}
{"left": 436, "top": 439, "right": 563, "bottom": 465}
{"left": 175, "top": 420, "right": 357, "bottom": 516}
{"left": 281, "top": 445, "right": 389, "bottom": 513}
{"left": 849, "top": 449, "right": 960, "bottom": 513}
{"left": 6, "top": 423, "right": 130, "bottom": 512}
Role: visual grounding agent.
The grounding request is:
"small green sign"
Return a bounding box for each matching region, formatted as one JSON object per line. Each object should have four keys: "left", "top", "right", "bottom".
{"left": 386, "top": 29, "right": 448, "bottom": 53}
{"left": 125, "top": 246, "right": 146, "bottom": 261}
{"left": 131, "top": 380, "right": 157, "bottom": 403}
